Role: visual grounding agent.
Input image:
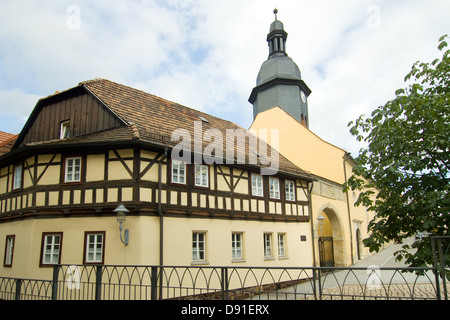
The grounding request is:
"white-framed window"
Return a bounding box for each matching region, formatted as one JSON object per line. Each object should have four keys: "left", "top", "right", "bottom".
{"left": 232, "top": 232, "right": 244, "bottom": 260}
{"left": 84, "top": 232, "right": 105, "bottom": 264}
{"left": 194, "top": 164, "right": 209, "bottom": 188}
{"left": 263, "top": 233, "right": 273, "bottom": 259}
{"left": 251, "top": 174, "right": 263, "bottom": 197}
{"left": 285, "top": 180, "right": 296, "bottom": 201}
{"left": 192, "top": 232, "right": 206, "bottom": 262}
{"left": 65, "top": 157, "right": 82, "bottom": 183}
{"left": 278, "top": 233, "right": 287, "bottom": 258}
{"left": 60, "top": 120, "right": 70, "bottom": 139}
{"left": 13, "top": 164, "right": 23, "bottom": 190}
{"left": 269, "top": 177, "right": 280, "bottom": 199}
{"left": 41, "top": 233, "right": 62, "bottom": 266}
{"left": 3, "top": 235, "right": 15, "bottom": 267}
{"left": 171, "top": 159, "right": 186, "bottom": 184}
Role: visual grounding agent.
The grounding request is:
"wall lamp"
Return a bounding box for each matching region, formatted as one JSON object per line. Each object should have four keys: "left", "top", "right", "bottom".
{"left": 317, "top": 213, "right": 325, "bottom": 238}
{"left": 114, "top": 203, "right": 130, "bottom": 245}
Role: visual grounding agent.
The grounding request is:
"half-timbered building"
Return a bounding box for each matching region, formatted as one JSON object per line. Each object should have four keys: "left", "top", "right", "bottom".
{"left": 0, "top": 78, "right": 314, "bottom": 279}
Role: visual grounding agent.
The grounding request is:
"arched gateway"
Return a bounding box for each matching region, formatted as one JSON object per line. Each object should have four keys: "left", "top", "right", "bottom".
{"left": 316, "top": 205, "right": 346, "bottom": 267}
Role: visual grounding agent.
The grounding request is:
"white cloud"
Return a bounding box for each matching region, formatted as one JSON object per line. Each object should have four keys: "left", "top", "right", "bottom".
{"left": 0, "top": 0, "right": 449, "bottom": 158}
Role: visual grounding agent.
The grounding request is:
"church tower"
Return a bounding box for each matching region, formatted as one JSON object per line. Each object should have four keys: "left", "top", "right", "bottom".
{"left": 249, "top": 9, "right": 311, "bottom": 128}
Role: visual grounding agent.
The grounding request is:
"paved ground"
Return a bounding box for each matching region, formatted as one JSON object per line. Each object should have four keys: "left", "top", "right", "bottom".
{"left": 254, "top": 238, "right": 449, "bottom": 300}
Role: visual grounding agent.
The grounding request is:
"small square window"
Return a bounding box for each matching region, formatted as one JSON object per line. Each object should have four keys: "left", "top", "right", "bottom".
{"left": 192, "top": 232, "right": 206, "bottom": 263}
{"left": 194, "top": 164, "right": 209, "bottom": 188}
{"left": 278, "top": 233, "right": 287, "bottom": 258}
{"left": 269, "top": 177, "right": 280, "bottom": 199}
{"left": 232, "top": 232, "right": 244, "bottom": 261}
{"left": 171, "top": 159, "right": 186, "bottom": 185}
{"left": 251, "top": 174, "right": 263, "bottom": 197}
{"left": 3, "top": 235, "right": 15, "bottom": 267}
{"left": 84, "top": 232, "right": 105, "bottom": 264}
{"left": 264, "top": 233, "right": 273, "bottom": 259}
{"left": 40, "top": 233, "right": 63, "bottom": 266}
{"left": 13, "top": 165, "right": 23, "bottom": 190}
{"left": 285, "top": 180, "right": 296, "bottom": 201}
{"left": 60, "top": 121, "right": 70, "bottom": 139}
{"left": 65, "top": 157, "right": 82, "bottom": 183}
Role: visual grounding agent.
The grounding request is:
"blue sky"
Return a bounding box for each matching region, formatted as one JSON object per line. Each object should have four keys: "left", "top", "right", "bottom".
{"left": 1, "top": 0, "right": 449, "bottom": 157}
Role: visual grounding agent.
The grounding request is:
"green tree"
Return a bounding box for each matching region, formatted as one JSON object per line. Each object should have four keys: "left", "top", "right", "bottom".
{"left": 345, "top": 35, "right": 449, "bottom": 272}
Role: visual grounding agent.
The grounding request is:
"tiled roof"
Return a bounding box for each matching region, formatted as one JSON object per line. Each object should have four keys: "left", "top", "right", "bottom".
{"left": 81, "top": 79, "right": 311, "bottom": 178}
{"left": 0, "top": 131, "right": 16, "bottom": 143}
{"left": 10, "top": 78, "right": 311, "bottom": 179}
{"left": 0, "top": 131, "right": 18, "bottom": 156}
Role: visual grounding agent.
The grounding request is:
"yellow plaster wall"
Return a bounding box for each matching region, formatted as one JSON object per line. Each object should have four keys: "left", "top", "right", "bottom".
{"left": 0, "top": 167, "right": 8, "bottom": 194}
{"left": 86, "top": 154, "right": 105, "bottom": 182}
{"left": 0, "top": 215, "right": 162, "bottom": 280}
{"left": 162, "top": 217, "right": 313, "bottom": 268}
{"left": 250, "top": 107, "right": 377, "bottom": 266}
{"left": 0, "top": 215, "right": 314, "bottom": 281}
{"left": 37, "top": 164, "right": 60, "bottom": 185}
{"left": 250, "top": 107, "right": 347, "bottom": 184}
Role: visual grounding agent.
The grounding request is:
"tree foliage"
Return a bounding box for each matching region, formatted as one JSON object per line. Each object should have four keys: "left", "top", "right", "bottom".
{"left": 345, "top": 35, "right": 449, "bottom": 271}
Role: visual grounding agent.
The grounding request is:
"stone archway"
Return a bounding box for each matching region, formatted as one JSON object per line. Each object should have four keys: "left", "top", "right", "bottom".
{"left": 316, "top": 205, "right": 346, "bottom": 267}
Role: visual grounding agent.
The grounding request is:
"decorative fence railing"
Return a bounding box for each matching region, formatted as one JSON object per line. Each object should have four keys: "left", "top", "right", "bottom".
{"left": 0, "top": 264, "right": 447, "bottom": 300}
{"left": 1, "top": 236, "right": 448, "bottom": 301}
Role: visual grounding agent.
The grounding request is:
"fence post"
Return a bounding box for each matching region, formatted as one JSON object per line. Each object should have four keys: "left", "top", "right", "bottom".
{"left": 311, "top": 268, "right": 318, "bottom": 300}
{"left": 221, "top": 267, "right": 229, "bottom": 300}
{"left": 15, "top": 279, "right": 22, "bottom": 300}
{"left": 52, "top": 265, "right": 59, "bottom": 300}
{"left": 95, "top": 265, "right": 102, "bottom": 300}
{"left": 317, "top": 268, "right": 323, "bottom": 300}
{"left": 151, "top": 266, "right": 158, "bottom": 300}
{"left": 435, "top": 237, "right": 448, "bottom": 300}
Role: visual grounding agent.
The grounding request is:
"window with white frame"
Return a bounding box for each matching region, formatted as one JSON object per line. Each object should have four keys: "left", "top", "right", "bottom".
{"left": 60, "top": 120, "right": 70, "bottom": 139}
{"left": 285, "top": 180, "right": 296, "bottom": 201}
{"left": 192, "top": 232, "right": 206, "bottom": 262}
{"left": 65, "top": 157, "right": 82, "bottom": 183}
{"left": 3, "top": 235, "right": 15, "bottom": 267}
{"left": 194, "top": 164, "right": 208, "bottom": 188}
{"left": 263, "top": 233, "right": 273, "bottom": 259}
{"left": 231, "top": 232, "right": 244, "bottom": 260}
{"left": 251, "top": 174, "right": 263, "bottom": 197}
{"left": 269, "top": 177, "right": 280, "bottom": 199}
{"left": 41, "top": 233, "right": 62, "bottom": 266}
{"left": 84, "top": 232, "right": 105, "bottom": 264}
{"left": 13, "top": 165, "right": 23, "bottom": 190}
{"left": 171, "top": 159, "right": 186, "bottom": 184}
{"left": 278, "top": 233, "right": 287, "bottom": 258}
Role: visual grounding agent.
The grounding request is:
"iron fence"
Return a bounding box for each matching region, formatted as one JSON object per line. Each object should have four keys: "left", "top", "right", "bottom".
{"left": 0, "top": 264, "right": 447, "bottom": 301}
{"left": 1, "top": 236, "right": 448, "bottom": 301}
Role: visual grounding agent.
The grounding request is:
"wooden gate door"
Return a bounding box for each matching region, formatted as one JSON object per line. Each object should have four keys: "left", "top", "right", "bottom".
{"left": 319, "top": 236, "right": 335, "bottom": 267}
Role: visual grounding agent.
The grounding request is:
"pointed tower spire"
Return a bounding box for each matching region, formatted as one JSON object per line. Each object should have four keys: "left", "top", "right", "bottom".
{"left": 267, "top": 9, "right": 288, "bottom": 57}
{"left": 249, "top": 10, "right": 312, "bottom": 128}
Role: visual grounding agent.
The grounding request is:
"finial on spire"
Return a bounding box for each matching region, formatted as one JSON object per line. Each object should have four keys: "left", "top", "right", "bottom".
{"left": 273, "top": 8, "right": 278, "bottom": 20}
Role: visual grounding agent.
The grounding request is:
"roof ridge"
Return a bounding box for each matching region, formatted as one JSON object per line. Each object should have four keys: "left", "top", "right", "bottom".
{"left": 82, "top": 78, "right": 241, "bottom": 127}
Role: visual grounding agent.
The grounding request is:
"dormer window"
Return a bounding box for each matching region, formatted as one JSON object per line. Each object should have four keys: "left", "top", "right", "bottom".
{"left": 60, "top": 120, "right": 70, "bottom": 139}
